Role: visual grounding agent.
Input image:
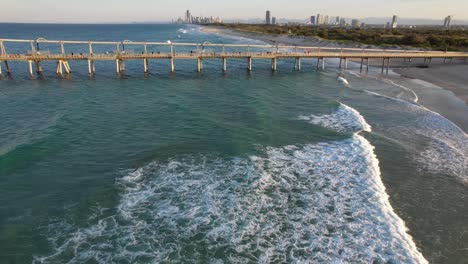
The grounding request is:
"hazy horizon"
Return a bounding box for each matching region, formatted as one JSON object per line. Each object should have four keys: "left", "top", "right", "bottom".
{"left": 3, "top": 0, "right": 468, "bottom": 23}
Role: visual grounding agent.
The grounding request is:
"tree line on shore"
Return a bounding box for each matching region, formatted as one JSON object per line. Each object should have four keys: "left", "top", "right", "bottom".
{"left": 215, "top": 24, "right": 468, "bottom": 51}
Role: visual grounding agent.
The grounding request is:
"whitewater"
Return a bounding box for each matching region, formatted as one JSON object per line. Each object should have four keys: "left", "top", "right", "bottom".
{"left": 35, "top": 103, "right": 427, "bottom": 263}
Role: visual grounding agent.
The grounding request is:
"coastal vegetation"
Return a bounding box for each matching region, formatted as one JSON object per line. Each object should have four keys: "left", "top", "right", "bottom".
{"left": 214, "top": 24, "right": 468, "bottom": 51}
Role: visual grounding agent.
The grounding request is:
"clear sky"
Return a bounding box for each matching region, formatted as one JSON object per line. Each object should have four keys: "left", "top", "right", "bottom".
{"left": 3, "top": 0, "right": 468, "bottom": 23}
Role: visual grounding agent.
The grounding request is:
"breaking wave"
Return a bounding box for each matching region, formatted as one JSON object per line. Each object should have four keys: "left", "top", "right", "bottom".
{"left": 34, "top": 103, "right": 427, "bottom": 263}
{"left": 298, "top": 103, "right": 371, "bottom": 133}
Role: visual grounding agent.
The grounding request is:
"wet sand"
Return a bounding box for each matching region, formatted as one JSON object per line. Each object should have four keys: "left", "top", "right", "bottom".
{"left": 394, "top": 65, "right": 468, "bottom": 105}
{"left": 392, "top": 65, "right": 468, "bottom": 132}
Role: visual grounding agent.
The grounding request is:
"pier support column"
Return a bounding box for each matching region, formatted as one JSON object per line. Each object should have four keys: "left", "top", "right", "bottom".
{"left": 63, "top": 61, "right": 71, "bottom": 74}
{"left": 317, "top": 57, "right": 326, "bottom": 70}
{"left": 28, "top": 60, "right": 34, "bottom": 76}
{"left": 381, "top": 58, "right": 385, "bottom": 74}
{"left": 0, "top": 62, "right": 2, "bottom": 75}
{"left": 247, "top": 57, "right": 252, "bottom": 72}
{"left": 143, "top": 58, "right": 149, "bottom": 73}
{"left": 197, "top": 58, "right": 203, "bottom": 72}
{"left": 35, "top": 61, "right": 43, "bottom": 74}
{"left": 294, "top": 57, "right": 301, "bottom": 71}
{"left": 339, "top": 58, "right": 342, "bottom": 69}
{"left": 116, "top": 60, "right": 124, "bottom": 73}
{"left": 360, "top": 58, "right": 364, "bottom": 73}
{"left": 170, "top": 58, "right": 175, "bottom": 73}
{"left": 88, "top": 60, "right": 95, "bottom": 75}
{"left": 271, "top": 58, "right": 277, "bottom": 71}
{"left": 366, "top": 58, "right": 369, "bottom": 72}
{"left": 120, "top": 60, "right": 125, "bottom": 72}
{"left": 56, "top": 60, "right": 63, "bottom": 75}
{"left": 3, "top": 61, "right": 10, "bottom": 74}
{"left": 344, "top": 58, "right": 348, "bottom": 70}
{"left": 222, "top": 58, "right": 227, "bottom": 72}
{"left": 386, "top": 58, "right": 390, "bottom": 75}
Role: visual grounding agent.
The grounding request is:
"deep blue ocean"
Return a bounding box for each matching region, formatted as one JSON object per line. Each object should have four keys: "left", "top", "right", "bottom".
{"left": 0, "top": 23, "right": 467, "bottom": 263}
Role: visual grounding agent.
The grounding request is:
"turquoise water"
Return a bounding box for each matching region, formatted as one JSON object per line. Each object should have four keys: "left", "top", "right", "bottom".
{"left": 0, "top": 24, "right": 467, "bottom": 263}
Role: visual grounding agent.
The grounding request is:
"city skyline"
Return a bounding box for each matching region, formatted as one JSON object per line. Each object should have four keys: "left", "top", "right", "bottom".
{"left": 1, "top": 0, "right": 468, "bottom": 23}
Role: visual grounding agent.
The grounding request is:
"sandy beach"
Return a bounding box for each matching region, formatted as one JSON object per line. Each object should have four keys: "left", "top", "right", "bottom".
{"left": 202, "top": 25, "right": 468, "bottom": 132}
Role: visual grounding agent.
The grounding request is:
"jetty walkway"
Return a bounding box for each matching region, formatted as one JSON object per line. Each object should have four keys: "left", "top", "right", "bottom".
{"left": 0, "top": 38, "right": 467, "bottom": 76}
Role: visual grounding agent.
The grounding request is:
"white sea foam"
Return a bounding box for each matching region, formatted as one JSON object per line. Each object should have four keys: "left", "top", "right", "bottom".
{"left": 413, "top": 114, "right": 468, "bottom": 185}
{"left": 298, "top": 103, "right": 371, "bottom": 133}
{"left": 34, "top": 103, "right": 428, "bottom": 263}
{"left": 337, "top": 76, "right": 350, "bottom": 86}
{"left": 363, "top": 88, "right": 468, "bottom": 185}
{"left": 346, "top": 70, "right": 420, "bottom": 103}
{"left": 335, "top": 70, "right": 466, "bottom": 185}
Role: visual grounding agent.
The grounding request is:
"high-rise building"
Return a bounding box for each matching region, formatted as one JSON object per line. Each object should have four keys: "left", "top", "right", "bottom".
{"left": 316, "top": 14, "right": 323, "bottom": 25}
{"left": 339, "top": 18, "right": 346, "bottom": 26}
{"left": 185, "top": 10, "right": 192, "bottom": 24}
{"left": 391, "top": 15, "right": 398, "bottom": 29}
{"left": 444, "top": 15, "right": 453, "bottom": 28}
{"left": 266, "top": 11, "right": 271, "bottom": 25}
{"left": 272, "top": 17, "right": 276, "bottom": 25}
{"left": 324, "top": 15, "right": 330, "bottom": 25}
{"left": 351, "top": 19, "right": 361, "bottom": 28}
{"left": 310, "top": 16, "right": 316, "bottom": 25}
{"left": 336, "top": 16, "right": 340, "bottom": 24}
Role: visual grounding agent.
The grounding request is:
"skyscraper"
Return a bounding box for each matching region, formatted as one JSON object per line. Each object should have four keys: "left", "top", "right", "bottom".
{"left": 266, "top": 11, "right": 271, "bottom": 25}
{"left": 185, "top": 10, "right": 192, "bottom": 24}
{"left": 324, "top": 15, "right": 330, "bottom": 25}
{"left": 310, "top": 16, "right": 316, "bottom": 25}
{"left": 444, "top": 15, "right": 453, "bottom": 28}
{"left": 340, "top": 18, "right": 346, "bottom": 26}
{"left": 391, "top": 15, "right": 398, "bottom": 29}
{"left": 351, "top": 19, "right": 361, "bottom": 28}
{"left": 316, "top": 14, "right": 323, "bottom": 25}
{"left": 272, "top": 17, "right": 276, "bottom": 25}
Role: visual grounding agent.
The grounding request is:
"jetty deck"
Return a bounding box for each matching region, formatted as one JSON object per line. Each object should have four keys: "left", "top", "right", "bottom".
{"left": 0, "top": 38, "right": 467, "bottom": 76}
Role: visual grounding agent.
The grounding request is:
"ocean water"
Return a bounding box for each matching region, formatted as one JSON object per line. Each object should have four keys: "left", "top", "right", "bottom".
{"left": 0, "top": 23, "right": 467, "bottom": 263}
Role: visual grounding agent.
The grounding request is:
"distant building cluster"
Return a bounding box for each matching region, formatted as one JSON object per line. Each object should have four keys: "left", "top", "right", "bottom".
{"left": 176, "top": 10, "right": 222, "bottom": 24}
{"left": 265, "top": 11, "right": 277, "bottom": 25}
{"left": 310, "top": 13, "right": 347, "bottom": 26}
{"left": 309, "top": 13, "right": 365, "bottom": 27}
{"left": 383, "top": 15, "right": 398, "bottom": 29}
{"left": 180, "top": 9, "right": 461, "bottom": 30}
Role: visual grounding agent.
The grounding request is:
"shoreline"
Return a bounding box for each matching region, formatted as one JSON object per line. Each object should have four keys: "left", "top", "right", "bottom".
{"left": 201, "top": 25, "right": 468, "bottom": 133}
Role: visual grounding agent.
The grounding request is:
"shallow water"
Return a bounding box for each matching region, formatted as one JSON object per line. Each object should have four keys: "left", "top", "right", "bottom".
{"left": 0, "top": 23, "right": 467, "bottom": 263}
